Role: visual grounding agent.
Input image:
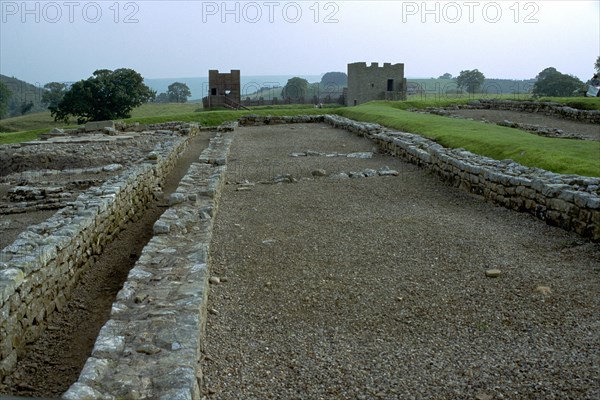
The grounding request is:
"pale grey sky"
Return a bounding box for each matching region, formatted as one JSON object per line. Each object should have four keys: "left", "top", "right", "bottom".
{"left": 1, "top": 0, "right": 598, "bottom": 85}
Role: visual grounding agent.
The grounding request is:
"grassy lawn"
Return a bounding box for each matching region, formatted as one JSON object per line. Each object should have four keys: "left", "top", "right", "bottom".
{"left": 129, "top": 102, "right": 201, "bottom": 118}
{"left": 335, "top": 102, "right": 600, "bottom": 177}
{"left": 0, "top": 129, "right": 49, "bottom": 144}
{"left": 0, "top": 111, "right": 68, "bottom": 133}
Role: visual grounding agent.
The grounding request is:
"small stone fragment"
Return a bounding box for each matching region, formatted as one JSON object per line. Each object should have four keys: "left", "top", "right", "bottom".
{"left": 346, "top": 152, "right": 372, "bottom": 159}
{"left": 168, "top": 193, "right": 186, "bottom": 205}
{"left": 153, "top": 220, "right": 170, "bottom": 234}
{"left": 312, "top": 169, "right": 327, "bottom": 177}
{"left": 136, "top": 344, "right": 161, "bottom": 355}
{"left": 485, "top": 269, "right": 501, "bottom": 278}
{"left": 209, "top": 308, "right": 219, "bottom": 315}
{"left": 209, "top": 276, "right": 221, "bottom": 285}
{"left": 535, "top": 285, "right": 551, "bottom": 295}
{"left": 273, "top": 174, "right": 294, "bottom": 183}
{"left": 378, "top": 166, "right": 400, "bottom": 176}
{"left": 329, "top": 172, "right": 350, "bottom": 180}
{"left": 171, "top": 342, "right": 182, "bottom": 350}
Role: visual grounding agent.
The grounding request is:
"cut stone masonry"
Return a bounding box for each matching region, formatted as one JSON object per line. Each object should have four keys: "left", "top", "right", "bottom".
{"left": 63, "top": 132, "right": 232, "bottom": 399}
{"left": 0, "top": 123, "right": 199, "bottom": 381}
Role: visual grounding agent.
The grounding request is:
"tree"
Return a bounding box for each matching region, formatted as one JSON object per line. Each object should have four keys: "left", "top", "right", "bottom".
{"left": 281, "top": 77, "right": 309, "bottom": 99}
{"left": 154, "top": 92, "right": 170, "bottom": 103}
{"left": 595, "top": 56, "right": 600, "bottom": 74}
{"left": 20, "top": 101, "right": 34, "bottom": 115}
{"left": 456, "top": 69, "right": 485, "bottom": 94}
{"left": 51, "top": 68, "right": 155, "bottom": 123}
{"left": 0, "top": 81, "right": 11, "bottom": 119}
{"left": 321, "top": 72, "right": 347, "bottom": 86}
{"left": 532, "top": 67, "right": 584, "bottom": 97}
{"left": 167, "top": 82, "right": 191, "bottom": 103}
{"left": 536, "top": 67, "right": 558, "bottom": 82}
{"left": 41, "top": 82, "right": 68, "bottom": 109}
{"left": 439, "top": 73, "right": 453, "bottom": 79}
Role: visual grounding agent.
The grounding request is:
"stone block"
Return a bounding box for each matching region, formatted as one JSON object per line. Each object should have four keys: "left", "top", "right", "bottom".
{"left": 85, "top": 120, "right": 115, "bottom": 132}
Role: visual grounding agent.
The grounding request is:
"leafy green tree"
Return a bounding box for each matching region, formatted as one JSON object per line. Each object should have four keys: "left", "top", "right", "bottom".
{"left": 456, "top": 69, "right": 485, "bottom": 94}
{"left": 41, "top": 82, "right": 68, "bottom": 109}
{"left": 51, "top": 68, "right": 155, "bottom": 123}
{"left": 320, "top": 72, "right": 347, "bottom": 86}
{"left": 281, "top": 77, "right": 309, "bottom": 99}
{"left": 167, "top": 82, "right": 191, "bottom": 103}
{"left": 595, "top": 56, "right": 600, "bottom": 74}
{"left": 0, "top": 81, "right": 11, "bottom": 119}
{"left": 439, "top": 73, "right": 453, "bottom": 79}
{"left": 536, "top": 67, "right": 558, "bottom": 82}
{"left": 532, "top": 67, "right": 584, "bottom": 97}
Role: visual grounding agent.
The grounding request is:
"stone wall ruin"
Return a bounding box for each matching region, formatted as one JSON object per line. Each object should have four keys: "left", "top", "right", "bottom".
{"left": 1, "top": 113, "right": 598, "bottom": 397}
{"left": 0, "top": 123, "right": 200, "bottom": 381}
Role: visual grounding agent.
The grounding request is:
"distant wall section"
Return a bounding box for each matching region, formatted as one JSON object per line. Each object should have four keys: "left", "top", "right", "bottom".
{"left": 347, "top": 62, "right": 407, "bottom": 106}
{"left": 202, "top": 69, "right": 241, "bottom": 109}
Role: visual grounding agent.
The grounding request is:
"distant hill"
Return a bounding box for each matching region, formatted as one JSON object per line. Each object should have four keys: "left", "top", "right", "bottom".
{"left": 0, "top": 75, "right": 47, "bottom": 119}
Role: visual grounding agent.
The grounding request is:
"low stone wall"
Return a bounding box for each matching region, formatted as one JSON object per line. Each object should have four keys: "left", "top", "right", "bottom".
{"left": 0, "top": 123, "right": 199, "bottom": 380}
{"left": 63, "top": 133, "right": 232, "bottom": 399}
{"left": 238, "top": 114, "right": 325, "bottom": 126}
{"left": 323, "top": 115, "right": 600, "bottom": 241}
{"left": 454, "top": 99, "right": 600, "bottom": 124}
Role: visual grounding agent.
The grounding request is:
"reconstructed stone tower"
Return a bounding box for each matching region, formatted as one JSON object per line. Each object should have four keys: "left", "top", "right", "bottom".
{"left": 202, "top": 69, "right": 241, "bottom": 109}
{"left": 346, "top": 62, "right": 407, "bottom": 106}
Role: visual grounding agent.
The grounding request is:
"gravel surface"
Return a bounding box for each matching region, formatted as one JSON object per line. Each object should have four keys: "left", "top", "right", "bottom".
{"left": 203, "top": 123, "right": 600, "bottom": 399}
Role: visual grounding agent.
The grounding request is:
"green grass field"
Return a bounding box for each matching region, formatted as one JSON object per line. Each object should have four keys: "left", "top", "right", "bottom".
{"left": 336, "top": 102, "right": 600, "bottom": 177}
{"left": 1, "top": 99, "right": 598, "bottom": 177}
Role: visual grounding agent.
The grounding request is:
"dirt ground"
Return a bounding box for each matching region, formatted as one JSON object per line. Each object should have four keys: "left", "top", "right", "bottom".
{"left": 0, "top": 132, "right": 212, "bottom": 397}
{"left": 443, "top": 109, "right": 600, "bottom": 141}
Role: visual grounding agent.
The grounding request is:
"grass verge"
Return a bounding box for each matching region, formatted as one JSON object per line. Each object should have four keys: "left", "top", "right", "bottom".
{"left": 334, "top": 102, "right": 600, "bottom": 177}
{"left": 0, "top": 129, "right": 48, "bottom": 144}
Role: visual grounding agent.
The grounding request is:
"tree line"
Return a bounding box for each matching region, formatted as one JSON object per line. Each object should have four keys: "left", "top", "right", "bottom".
{"left": 1, "top": 59, "right": 598, "bottom": 122}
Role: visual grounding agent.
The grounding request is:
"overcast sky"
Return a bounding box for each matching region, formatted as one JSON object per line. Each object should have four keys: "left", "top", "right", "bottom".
{"left": 1, "top": 0, "right": 598, "bottom": 85}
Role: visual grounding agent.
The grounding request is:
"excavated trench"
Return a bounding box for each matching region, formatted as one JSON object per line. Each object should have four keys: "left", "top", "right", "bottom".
{"left": 0, "top": 132, "right": 212, "bottom": 398}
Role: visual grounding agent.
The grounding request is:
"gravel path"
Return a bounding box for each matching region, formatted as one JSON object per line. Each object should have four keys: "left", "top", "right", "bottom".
{"left": 203, "top": 123, "right": 600, "bottom": 399}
